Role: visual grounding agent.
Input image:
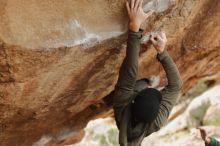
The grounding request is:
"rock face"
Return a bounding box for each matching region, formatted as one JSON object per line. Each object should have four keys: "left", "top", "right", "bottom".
{"left": 0, "top": 0, "right": 220, "bottom": 146}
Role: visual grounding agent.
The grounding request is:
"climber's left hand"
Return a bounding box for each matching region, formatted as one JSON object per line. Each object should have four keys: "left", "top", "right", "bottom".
{"left": 126, "top": 0, "right": 154, "bottom": 32}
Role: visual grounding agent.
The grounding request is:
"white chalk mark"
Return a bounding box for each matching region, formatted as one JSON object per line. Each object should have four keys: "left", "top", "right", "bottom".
{"left": 143, "top": 0, "right": 176, "bottom": 13}
{"left": 32, "top": 135, "right": 52, "bottom": 146}
{"left": 44, "top": 19, "right": 125, "bottom": 48}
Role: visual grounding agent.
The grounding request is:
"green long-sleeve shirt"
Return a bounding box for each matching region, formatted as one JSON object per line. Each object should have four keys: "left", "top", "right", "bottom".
{"left": 207, "top": 138, "right": 220, "bottom": 146}
{"left": 113, "top": 30, "right": 183, "bottom": 146}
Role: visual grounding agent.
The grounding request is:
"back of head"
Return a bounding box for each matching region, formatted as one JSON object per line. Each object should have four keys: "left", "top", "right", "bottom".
{"left": 132, "top": 88, "right": 162, "bottom": 123}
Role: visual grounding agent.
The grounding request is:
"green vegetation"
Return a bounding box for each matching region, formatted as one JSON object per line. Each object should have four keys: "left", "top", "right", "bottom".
{"left": 188, "top": 80, "right": 208, "bottom": 98}
{"left": 92, "top": 128, "right": 119, "bottom": 146}
{"left": 108, "top": 128, "right": 119, "bottom": 146}
{"left": 180, "top": 80, "right": 209, "bottom": 103}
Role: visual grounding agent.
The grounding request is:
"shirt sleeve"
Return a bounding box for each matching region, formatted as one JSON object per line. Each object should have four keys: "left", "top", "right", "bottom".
{"left": 155, "top": 50, "right": 183, "bottom": 128}
{"left": 113, "top": 29, "right": 143, "bottom": 146}
{"left": 113, "top": 29, "right": 143, "bottom": 107}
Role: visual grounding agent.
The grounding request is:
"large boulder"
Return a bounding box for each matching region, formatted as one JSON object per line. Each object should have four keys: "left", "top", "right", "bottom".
{"left": 0, "top": 0, "right": 220, "bottom": 145}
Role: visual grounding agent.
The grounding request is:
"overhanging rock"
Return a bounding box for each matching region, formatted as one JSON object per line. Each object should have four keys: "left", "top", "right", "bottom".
{"left": 0, "top": 0, "right": 220, "bottom": 145}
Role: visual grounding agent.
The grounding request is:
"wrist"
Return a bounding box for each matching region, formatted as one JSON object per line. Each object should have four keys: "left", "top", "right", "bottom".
{"left": 157, "top": 50, "right": 164, "bottom": 54}
{"left": 157, "top": 49, "right": 168, "bottom": 61}
{"left": 157, "top": 47, "right": 166, "bottom": 54}
{"left": 129, "top": 22, "right": 140, "bottom": 32}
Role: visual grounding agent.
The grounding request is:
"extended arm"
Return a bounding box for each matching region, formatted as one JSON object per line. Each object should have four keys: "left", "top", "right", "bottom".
{"left": 155, "top": 50, "right": 183, "bottom": 127}
{"left": 158, "top": 51, "right": 182, "bottom": 92}
{"left": 150, "top": 32, "right": 183, "bottom": 127}
{"left": 113, "top": 0, "right": 153, "bottom": 107}
{"left": 113, "top": 30, "right": 142, "bottom": 107}
{"left": 113, "top": 1, "right": 154, "bottom": 145}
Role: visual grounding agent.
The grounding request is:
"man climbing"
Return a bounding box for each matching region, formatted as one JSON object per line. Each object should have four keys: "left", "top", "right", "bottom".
{"left": 199, "top": 128, "right": 220, "bottom": 146}
{"left": 112, "top": 0, "right": 183, "bottom": 145}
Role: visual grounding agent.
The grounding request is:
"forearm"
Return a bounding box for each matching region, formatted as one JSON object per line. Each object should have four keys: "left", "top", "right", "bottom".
{"left": 155, "top": 50, "right": 183, "bottom": 128}
{"left": 157, "top": 50, "right": 183, "bottom": 91}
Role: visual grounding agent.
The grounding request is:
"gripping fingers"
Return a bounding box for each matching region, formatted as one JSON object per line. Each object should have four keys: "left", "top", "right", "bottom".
{"left": 126, "top": 0, "right": 131, "bottom": 15}
{"left": 138, "top": 0, "right": 143, "bottom": 9}
{"left": 151, "top": 33, "right": 163, "bottom": 44}
{"left": 150, "top": 35, "right": 157, "bottom": 44}
{"left": 131, "top": 0, "right": 135, "bottom": 10}
{"left": 134, "top": 0, "right": 141, "bottom": 11}
{"left": 161, "top": 32, "right": 167, "bottom": 41}
{"left": 157, "top": 35, "right": 163, "bottom": 42}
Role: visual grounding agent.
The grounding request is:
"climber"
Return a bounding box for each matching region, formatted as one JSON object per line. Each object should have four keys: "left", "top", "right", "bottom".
{"left": 199, "top": 128, "right": 220, "bottom": 146}
{"left": 112, "top": 0, "right": 183, "bottom": 145}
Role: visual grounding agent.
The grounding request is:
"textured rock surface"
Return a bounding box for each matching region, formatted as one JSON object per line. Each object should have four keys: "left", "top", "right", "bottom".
{"left": 203, "top": 104, "right": 220, "bottom": 126}
{"left": 0, "top": 0, "right": 220, "bottom": 146}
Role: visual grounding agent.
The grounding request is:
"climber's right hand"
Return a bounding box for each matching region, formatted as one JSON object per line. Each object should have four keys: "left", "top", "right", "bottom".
{"left": 150, "top": 31, "right": 167, "bottom": 54}
{"left": 126, "top": 0, "right": 154, "bottom": 32}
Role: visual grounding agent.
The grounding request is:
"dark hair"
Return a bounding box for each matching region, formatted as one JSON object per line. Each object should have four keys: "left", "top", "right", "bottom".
{"left": 132, "top": 88, "right": 162, "bottom": 123}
